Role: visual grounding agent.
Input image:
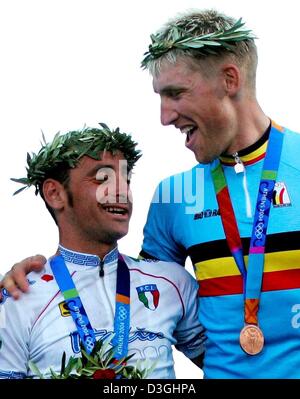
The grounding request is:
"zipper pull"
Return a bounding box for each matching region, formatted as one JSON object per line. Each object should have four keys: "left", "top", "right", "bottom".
{"left": 99, "top": 260, "right": 104, "bottom": 277}
{"left": 232, "top": 152, "right": 245, "bottom": 174}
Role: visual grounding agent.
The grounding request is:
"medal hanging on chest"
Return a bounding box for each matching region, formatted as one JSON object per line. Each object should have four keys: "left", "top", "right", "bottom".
{"left": 211, "top": 121, "right": 285, "bottom": 355}
{"left": 239, "top": 323, "right": 264, "bottom": 355}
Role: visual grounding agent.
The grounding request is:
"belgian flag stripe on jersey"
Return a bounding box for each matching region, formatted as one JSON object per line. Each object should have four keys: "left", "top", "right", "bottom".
{"left": 196, "top": 250, "right": 300, "bottom": 296}
{"left": 188, "top": 230, "right": 300, "bottom": 264}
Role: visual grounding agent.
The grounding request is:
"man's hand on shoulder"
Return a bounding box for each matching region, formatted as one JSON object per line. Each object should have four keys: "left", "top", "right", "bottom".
{"left": 0, "top": 255, "right": 47, "bottom": 300}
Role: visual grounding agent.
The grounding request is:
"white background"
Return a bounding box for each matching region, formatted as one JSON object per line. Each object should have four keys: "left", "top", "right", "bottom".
{"left": 1, "top": 0, "right": 300, "bottom": 379}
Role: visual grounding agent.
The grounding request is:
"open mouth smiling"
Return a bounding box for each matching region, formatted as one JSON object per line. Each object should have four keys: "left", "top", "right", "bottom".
{"left": 100, "top": 205, "right": 129, "bottom": 216}
{"left": 180, "top": 125, "right": 197, "bottom": 143}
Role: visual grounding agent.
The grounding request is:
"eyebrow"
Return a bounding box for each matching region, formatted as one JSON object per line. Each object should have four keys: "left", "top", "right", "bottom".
{"left": 156, "top": 85, "right": 186, "bottom": 96}
{"left": 88, "top": 164, "right": 130, "bottom": 177}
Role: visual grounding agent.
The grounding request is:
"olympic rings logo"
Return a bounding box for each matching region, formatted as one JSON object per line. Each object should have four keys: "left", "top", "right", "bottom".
{"left": 254, "top": 222, "right": 264, "bottom": 239}
{"left": 85, "top": 336, "right": 95, "bottom": 352}
{"left": 118, "top": 305, "right": 128, "bottom": 322}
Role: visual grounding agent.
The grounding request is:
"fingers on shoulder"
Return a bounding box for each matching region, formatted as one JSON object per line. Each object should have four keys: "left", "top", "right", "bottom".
{"left": 0, "top": 274, "right": 21, "bottom": 299}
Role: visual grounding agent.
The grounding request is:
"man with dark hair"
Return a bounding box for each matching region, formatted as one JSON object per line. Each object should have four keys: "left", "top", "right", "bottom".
{"left": 0, "top": 124, "right": 205, "bottom": 379}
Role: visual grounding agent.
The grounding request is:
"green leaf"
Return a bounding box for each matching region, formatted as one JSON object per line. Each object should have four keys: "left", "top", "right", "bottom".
{"left": 12, "top": 186, "right": 28, "bottom": 196}
{"left": 60, "top": 352, "right": 66, "bottom": 376}
{"left": 49, "top": 368, "right": 60, "bottom": 379}
{"left": 81, "top": 350, "right": 101, "bottom": 367}
{"left": 28, "top": 361, "right": 45, "bottom": 379}
{"left": 98, "top": 122, "right": 109, "bottom": 130}
{"left": 10, "top": 177, "right": 29, "bottom": 184}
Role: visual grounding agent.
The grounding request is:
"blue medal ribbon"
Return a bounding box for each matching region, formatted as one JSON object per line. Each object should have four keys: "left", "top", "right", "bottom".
{"left": 50, "top": 255, "right": 96, "bottom": 354}
{"left": 246, "top": 126, "right": 284, "bottom": 299}
{"left": 212, "top": 122, "right": 284, "bottom": 326}
{"left": 50, "top": 251, "right": 130, "bottom": 357}
{"left": 112, "top": 254, "right": 131, "bottom": 359}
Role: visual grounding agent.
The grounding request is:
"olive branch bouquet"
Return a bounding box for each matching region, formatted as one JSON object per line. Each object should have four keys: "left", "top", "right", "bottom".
{"left": 28, "top": 337, "right": 155, "bottom": 379}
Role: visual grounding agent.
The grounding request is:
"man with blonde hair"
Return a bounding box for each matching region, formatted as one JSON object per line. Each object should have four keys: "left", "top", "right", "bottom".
{"left": 140, "top": 9, "right": 300, "bottom": 378}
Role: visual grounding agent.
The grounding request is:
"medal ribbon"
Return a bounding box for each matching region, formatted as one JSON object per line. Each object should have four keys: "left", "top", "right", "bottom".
{"left": 211, "top": 162, "right": 247, "bottom": 285}
{"left": 112, "top": 254, "right": 131, "bottom": 359}
{"left": 211, "top": 122, "right": 284, "bottom": 326}
{"left": 50, "top": 252, "right": 130, "bottom": 358}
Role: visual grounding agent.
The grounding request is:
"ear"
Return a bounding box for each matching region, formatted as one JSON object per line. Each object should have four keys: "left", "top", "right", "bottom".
{"left": 42, "top": 179, "right": 67, "bottom": 211}
{"left": 221, "top": 64, "right": 241, "bottom": 96}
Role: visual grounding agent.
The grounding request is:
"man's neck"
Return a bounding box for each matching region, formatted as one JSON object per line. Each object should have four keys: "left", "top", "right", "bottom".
{"left": 225, "top": 103, "right": 270, "bottom": 155}
{"left": 58, "top": 235, "right": 117, "bottom": 260}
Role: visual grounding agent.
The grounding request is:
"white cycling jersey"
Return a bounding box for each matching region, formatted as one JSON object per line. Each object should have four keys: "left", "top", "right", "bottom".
{"left": 0, "top": 246, "right": 205, "bottom": 379}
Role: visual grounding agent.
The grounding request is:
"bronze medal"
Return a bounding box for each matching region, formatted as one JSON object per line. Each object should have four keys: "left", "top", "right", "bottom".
{"left": 239, "top": 324, "right": 264, "bottom": 355}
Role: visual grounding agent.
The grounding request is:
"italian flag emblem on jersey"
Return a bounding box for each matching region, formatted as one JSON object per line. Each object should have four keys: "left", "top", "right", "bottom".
{"left": 136, "top": 284, "right": 160, "bottom": 310}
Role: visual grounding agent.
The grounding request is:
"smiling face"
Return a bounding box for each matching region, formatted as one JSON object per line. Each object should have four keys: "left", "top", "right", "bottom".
{"left": 153, "top": 59, "right": 238, "bottom": 163}
{"left": 54, "top": 151, "right": 132, "bottom": 256}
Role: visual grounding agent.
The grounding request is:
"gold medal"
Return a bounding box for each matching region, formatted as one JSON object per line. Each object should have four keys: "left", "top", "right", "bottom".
{"left": 239, "top": 324, "right": 264, "bottom": 355}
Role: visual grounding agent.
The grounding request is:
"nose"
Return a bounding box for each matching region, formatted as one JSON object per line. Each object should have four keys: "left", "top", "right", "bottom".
{"left": 116, "top": 168, "right": 131, "bottom": 203}
{"left": 160, "top": 98, "right": 178, "bottom": 126}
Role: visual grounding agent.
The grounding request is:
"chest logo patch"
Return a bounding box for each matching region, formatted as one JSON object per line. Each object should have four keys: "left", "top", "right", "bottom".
{"left": 136, "top": 284, "right": 160, "bottom": 311}
{"left": 59, "top": 300, "right": 71, "bottom": 317}
{"left": 272, "top": 182, "right": 291, "bottom": 207}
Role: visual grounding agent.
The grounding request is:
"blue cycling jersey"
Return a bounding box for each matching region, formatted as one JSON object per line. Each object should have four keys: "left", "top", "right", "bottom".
{"left": 141, "top": 125, "right": 300, "bottom": 378}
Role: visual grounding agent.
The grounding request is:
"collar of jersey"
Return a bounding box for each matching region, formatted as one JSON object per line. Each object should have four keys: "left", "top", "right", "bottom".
{"left": 58, "top": 244, "right": 118, "bottom": 267}
{"left": 219, "top": 123, "right": 271, "bottom": 166}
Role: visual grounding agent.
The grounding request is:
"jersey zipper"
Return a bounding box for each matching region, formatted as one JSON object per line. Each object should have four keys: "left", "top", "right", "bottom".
{"left": 99, "top": 260, "right": 104, "bottom": 277}
{"left": 232, "top": 152, "right": 245, "bottom": 174}
{"left": 232, "top": 152, "right": 252, "bottom": 218}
